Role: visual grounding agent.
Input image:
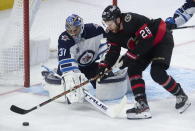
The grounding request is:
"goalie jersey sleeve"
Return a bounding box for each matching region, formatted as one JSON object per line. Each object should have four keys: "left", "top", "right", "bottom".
{"left": 173, "top": 0, "right": 195, "bottom": 27}
{"left": 57, "top": 23, "right": 106, "bottom": 75}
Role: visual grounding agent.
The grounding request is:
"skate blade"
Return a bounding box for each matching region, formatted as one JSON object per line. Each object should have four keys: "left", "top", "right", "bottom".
{"left": 127, "top": 111, "right": 152, "bottom": 120}
{"left": 177, "top": 100, "right": 191, "bottom": 114}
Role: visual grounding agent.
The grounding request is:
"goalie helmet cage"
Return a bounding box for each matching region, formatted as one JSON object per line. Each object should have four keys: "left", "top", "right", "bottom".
{"left": 0, "top": 0, "right": 40, "bottom": 87}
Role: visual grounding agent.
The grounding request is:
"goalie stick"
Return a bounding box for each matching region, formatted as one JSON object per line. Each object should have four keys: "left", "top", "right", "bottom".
{"left": 10, "top": 69, "right": 111, "bottom": 115}
{"left": 83, "top": 89, "right": 127, "bottom": 118}
{"left": 41, "top": 65, "right": 127, "bottom": 117}
{"left": 173, "top": 25, "right": 195, "bottom": 30}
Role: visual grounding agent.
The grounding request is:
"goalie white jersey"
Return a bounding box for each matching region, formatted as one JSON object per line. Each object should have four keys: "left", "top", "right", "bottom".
{"left": 57, "top": 23, "right": 107, "bottom": 75}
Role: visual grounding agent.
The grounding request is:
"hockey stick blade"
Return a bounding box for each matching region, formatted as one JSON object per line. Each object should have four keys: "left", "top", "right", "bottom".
{"left": 107, "top": 95, "right": 127, "bottom": 118}
{"left": 10, "top": 105, "right": 37, "bottom": 115}
{"left": 174, "top": 25, "right": 195, "bottom": 30}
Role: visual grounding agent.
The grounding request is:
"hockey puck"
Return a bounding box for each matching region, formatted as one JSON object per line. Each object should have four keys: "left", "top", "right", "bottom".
{"left": 22, "top": 122, "right": 29, "bottom": 126}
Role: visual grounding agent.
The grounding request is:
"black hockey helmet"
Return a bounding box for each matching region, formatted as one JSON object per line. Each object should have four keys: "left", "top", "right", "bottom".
{"left": 102, "top": 5, "right": 121, "bottom": 21}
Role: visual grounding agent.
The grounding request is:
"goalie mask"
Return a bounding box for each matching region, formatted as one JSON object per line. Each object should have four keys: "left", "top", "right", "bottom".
{"left": 96, "top": 68, "right": 130, "bottom": 101}
{"left": 65, "top": 14, "right": 84, "bottom": 42}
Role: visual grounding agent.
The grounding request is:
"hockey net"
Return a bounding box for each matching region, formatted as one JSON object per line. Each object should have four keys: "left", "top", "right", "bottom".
{"left": 0, "top": 0, "right": 117, "bottom": 87}
{"left": 0, "top": 0, "right": 41, "bottom": 87}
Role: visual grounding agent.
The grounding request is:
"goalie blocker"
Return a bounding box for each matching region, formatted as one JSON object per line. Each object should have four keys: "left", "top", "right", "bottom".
{"left": 42, "top": 68, "right": 130, "bottom": 103}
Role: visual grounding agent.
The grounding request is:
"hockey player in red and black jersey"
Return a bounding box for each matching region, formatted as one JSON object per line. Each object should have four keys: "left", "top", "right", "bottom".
{"left": 98, "top": 5, "right": 191, "bottom": 119}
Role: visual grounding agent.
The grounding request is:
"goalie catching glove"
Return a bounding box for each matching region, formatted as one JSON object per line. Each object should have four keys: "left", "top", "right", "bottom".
{"left": 42, "top": 70, "right": 88, "bottom": 104}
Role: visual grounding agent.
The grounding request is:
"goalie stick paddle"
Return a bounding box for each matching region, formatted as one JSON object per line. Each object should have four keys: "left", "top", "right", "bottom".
{"left": 83, "top": 89, "right": 127, "bottom": 118}
{"left": 10, "top": 69, "right": 111, "bottom": 115}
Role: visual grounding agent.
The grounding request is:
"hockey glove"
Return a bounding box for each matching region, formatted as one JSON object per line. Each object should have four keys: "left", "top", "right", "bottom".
{"left": 98, "top": 61, "right": 111, "bottom": 76}
{"left": 165, "top": 17, "right": 177, "bottom": 30}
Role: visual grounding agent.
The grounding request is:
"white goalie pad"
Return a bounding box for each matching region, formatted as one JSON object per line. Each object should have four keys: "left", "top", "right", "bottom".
{"left": 96, "top": 68, "right": 130, "bottom": 101}
{"left": 63, "top": 71, "right": 89, "bottom": 104}
{"left": 42, "top": 71, "right": 66, "bottom": 103}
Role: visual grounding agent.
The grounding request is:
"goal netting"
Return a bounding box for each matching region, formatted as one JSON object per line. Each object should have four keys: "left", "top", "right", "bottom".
{"left": 0, "top": 0, "right": 41, "bottom": 86}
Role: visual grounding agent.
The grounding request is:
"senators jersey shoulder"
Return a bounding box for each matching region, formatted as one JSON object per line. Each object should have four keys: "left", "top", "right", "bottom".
{"left": 106, "top": 12, "right": 163, "bottom": 45}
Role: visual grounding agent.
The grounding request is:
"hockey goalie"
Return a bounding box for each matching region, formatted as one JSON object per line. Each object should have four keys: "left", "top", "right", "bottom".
{"left": 41, "top": 14, "right": 129, "bottom": 104}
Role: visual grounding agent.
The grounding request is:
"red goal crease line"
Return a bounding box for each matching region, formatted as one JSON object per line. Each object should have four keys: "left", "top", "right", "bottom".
{"left": 175, "top": 40, "right": 195, "bottom": 47}
{"left": 0, "top": 88, "right": 23, "bottom": 96}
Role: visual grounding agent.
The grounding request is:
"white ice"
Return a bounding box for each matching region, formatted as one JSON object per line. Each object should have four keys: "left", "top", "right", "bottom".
{"left": 0, "top": 0, "right": 195, "bottom": 131}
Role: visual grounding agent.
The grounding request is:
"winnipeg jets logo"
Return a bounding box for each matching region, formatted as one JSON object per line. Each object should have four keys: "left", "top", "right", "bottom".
{"left": 125, "top": 14, "right": 132, "bottom": 22}
{"left": 78, "top": 50, "right": 95, "bottom": 65}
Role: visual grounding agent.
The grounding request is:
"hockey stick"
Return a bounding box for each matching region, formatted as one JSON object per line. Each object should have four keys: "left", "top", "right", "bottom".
{"left": 10, "top": 69, "right": 111, "bottom": 115}
{"left": 173, "top": 25, "right": 195, "bottom": 30}
{"left": 83, "top": 89, "right": 127, "bottom": 118}
{"left": 41, "top": 65, "right": 126, "bottom": 118}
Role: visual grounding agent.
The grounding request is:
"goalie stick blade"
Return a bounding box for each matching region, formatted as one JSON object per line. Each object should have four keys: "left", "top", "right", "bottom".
{"left": 107, "top": 95, "right": 127, "bottom": 118}
{"left": 10, "top": 105, "right": 30, "bottom": 115}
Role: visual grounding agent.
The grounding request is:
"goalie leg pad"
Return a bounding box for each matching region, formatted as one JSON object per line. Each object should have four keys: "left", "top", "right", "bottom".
{"left": 96, "top": 68, "right": 129, "bottom": 101}
{"left": 42, "top": 72, "right": 66, "bottom": 103}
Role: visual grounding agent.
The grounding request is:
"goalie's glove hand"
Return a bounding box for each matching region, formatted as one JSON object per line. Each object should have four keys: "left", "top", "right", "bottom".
{"left": 98, "top": 61, "right": 111, "bottom": 76}
{"left": 119, "top": 51, "right": 138, "bottom": 69}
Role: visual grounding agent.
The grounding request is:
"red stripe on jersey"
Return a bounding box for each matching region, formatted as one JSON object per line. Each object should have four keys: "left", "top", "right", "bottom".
{"left": 99, "top": 63, "right": 108, "bottom": 68}
{"left": 126, "top": 51, "right": 138, "bottom": 59}
{"left": 108, "top": 42, "right": 118, "bottom": 46}
{"left": 131, "top": 84, "right": 145, "bottom": 90}
{"left": 153, "top": 20, "right": 166, "bottom": 45}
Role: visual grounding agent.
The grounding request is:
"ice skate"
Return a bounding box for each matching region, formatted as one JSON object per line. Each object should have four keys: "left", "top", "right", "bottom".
{"left": 175, "top": 93, "right": 191, "bottom": 114}
{"left": 126, "top": 99, "right": 152, "bottom": 119}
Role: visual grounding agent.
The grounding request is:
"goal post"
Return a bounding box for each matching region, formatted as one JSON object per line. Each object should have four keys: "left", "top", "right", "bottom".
{"left": 113, "top": 0, "right": 117, "bottom": 5}
{"left": 23, "top": 0, "right": 30, "bottom": 87}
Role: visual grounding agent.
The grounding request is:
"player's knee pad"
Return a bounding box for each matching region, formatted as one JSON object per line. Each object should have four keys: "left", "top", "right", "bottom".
{"left": 96, "top": 68, "right": 130, "bottom": 101}
{"left": 150, "top": 64, "right": 169, "bottom": 84}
